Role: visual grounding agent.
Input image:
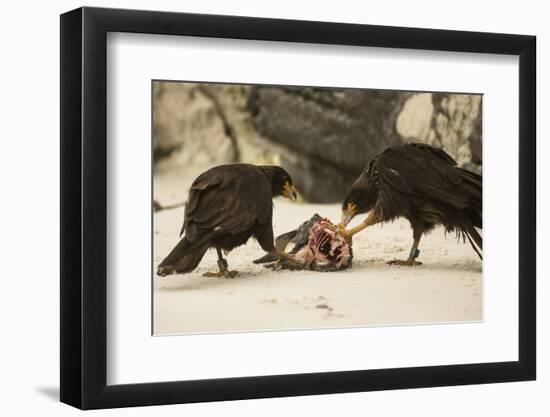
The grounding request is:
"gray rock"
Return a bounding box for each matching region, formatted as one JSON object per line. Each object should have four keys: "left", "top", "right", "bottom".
{"left": 249, "top": 87, "right": 409, "bottom": 171}
{"left": 248, "top": 86, "right": 411, "bottom": 201}
{"left": 153, "top": 83, "right": 483, "bottom": 203}
{"left": 392, "top": 92, "right": 482, "bottom": 172}
{"left": 152, "top": 82, "right": 237, "bottom": 170}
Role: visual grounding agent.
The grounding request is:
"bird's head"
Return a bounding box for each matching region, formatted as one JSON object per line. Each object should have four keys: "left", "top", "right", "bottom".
{"left": 259, "top": 165, "right": 297, "bottom": 202}
{"left": 341, "top": 188, "right": 370, "bottom": 226}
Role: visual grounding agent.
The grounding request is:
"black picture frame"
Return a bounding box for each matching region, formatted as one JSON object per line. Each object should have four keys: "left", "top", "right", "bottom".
{"left": 60, "top": 6, "right": 536, "bottom": 410}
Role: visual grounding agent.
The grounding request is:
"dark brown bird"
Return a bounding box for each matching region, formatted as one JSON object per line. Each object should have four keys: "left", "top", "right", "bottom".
{"left": 331, "top": 143, "right": 482, "bottom": 265}
{"left": 157, "top": 164, "right": 298, "bottom": 278}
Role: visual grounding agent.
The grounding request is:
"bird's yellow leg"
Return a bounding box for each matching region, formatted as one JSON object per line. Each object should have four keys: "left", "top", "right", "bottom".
{"left": 387, "top": 227, "right": 423, "bottom": 266}
{"left": 336, "top": 211, "right": 380, "bottom": 244}
{"left": 203, "top": 247, "right": 238, "bottom": 278}
{"left": 322, "top": 222, "right": 338, "bottom": 232}
{"left": 274, "top": 250, "right": 305, "bottom": 269}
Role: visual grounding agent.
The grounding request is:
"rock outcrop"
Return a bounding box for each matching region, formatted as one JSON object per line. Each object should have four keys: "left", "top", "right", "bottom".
{"left": 153, "top": 82, "right": 482, "bottom": 203}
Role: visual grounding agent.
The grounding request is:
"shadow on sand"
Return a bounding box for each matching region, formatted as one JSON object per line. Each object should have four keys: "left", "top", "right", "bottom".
{"left": 35, "top": 386, "right": 59, "bottom": 401}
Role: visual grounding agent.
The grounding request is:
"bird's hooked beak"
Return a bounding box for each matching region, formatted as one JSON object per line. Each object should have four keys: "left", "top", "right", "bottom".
{"left": 283, "top": 181, "right": 298, "bottom": 202}
{"left": 341, "top": 202, "right": 357, "bottom": 226}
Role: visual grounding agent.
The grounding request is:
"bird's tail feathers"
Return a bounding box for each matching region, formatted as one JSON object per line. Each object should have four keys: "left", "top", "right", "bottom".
{"left": 457, "top": 167, "right": 482, "bottom": 200}
{"left": 459, "top": 217, "right": 482, "bottom": 260}
{"left": 457, "top": 168, "right": 482, "bottom": 232}
{"left": 157, "top": 230, "right": 220, "bottom": 276}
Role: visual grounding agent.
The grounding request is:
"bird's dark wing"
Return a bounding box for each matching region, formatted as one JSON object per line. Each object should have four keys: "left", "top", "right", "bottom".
{"left": 181, "top": 166, "right": 272, "bottom": 242}
{"left": 375, "top": 144, "right": 481, "bottom": 210}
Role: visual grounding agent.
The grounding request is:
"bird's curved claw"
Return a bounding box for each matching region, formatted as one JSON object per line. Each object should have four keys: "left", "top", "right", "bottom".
{"left": 203, "top": 270, "right": 238, "bottom": 278}
{"left": 321, "top": 222, "right": 338, "bottom": 232}
{"left": 274, "top": 251, "right": 305, "bottom": 270}
{"left": 253, "top": 253, "right": 279, "bottom": 264}
{"left": 322, "top": 222, "right": 353, "bottom": 244}
{"left": 340, "top": 231, "right": 353, "bottom": 245}
{"left": 336, "top": 224, "right": 353, "bottom": 245}
{"left": 387, "top": 259, "right": 422, "bottom": 267}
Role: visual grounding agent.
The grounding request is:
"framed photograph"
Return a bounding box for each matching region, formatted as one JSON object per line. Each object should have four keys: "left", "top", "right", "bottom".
{"left": 60, "top": 6, "right": 536, "bottom": 409}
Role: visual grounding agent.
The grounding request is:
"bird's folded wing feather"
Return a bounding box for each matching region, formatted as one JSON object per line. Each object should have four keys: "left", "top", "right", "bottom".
{"left": 376, "top": 145, "right": 480, "bottom": 210}
{"left": 182, "top": 168, "right": 272, "bottom": 242}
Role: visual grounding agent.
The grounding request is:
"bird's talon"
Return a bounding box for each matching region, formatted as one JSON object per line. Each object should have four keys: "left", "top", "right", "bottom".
{"left": 202, "top": 270, "right": 238, "bottom": 278}
{"left": 322, "top": 222, "right": 338, "bottom": 232}
{"left": 387, "top": 259, "right": 423, "bottom": 266}
{"left": 336, "top": 228, "right": 353, "bottom": 244}
{"left": 322, "top": 223, "right": 352, "bottom": 244}
{"left": 272, "top": 251, "right": 304, "bottom": 270}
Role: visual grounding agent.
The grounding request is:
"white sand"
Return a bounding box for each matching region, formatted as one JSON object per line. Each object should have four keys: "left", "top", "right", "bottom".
{"left": 153, "top": 198, "right": 482, "bottom": 335}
